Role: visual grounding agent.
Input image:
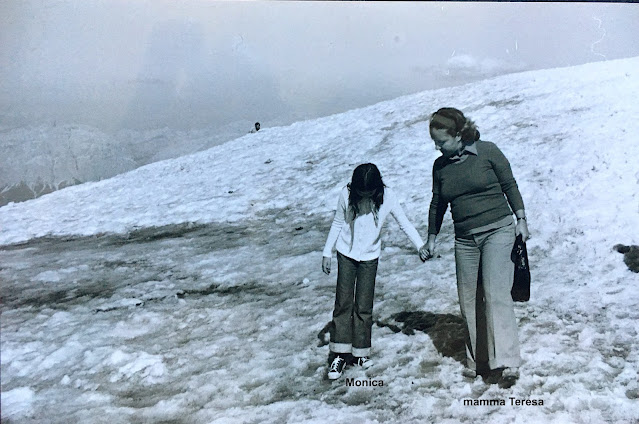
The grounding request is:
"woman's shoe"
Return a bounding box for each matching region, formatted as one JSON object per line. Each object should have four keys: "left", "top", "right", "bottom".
{"left": 502, "top": 367, "right": 520, "bottom": 379}
{"left": 462, "top": 368, "right": 477, "bottom": 378}
{"left": 498, "top": 367, "right": 520, "bottom": 388}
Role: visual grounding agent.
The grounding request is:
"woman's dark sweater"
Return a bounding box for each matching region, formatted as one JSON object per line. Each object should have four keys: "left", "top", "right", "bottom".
{"left": 428, "top": 141, "right": 525, "bottom": 236}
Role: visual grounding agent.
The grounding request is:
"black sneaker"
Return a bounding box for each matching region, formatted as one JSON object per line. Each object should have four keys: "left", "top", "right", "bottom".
{"left": 328, "top": 356, "right": 347, "bottom": 380}
{"left": 328, "top": 351, "right": 353, "bottom": 365}
{"left": 354, "top": 356, "right": 373, "bottom": 369}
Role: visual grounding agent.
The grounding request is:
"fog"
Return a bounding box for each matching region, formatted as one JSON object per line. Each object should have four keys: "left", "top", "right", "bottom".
{"left": 2, "top": 1, "right": 639, "bottom": 132}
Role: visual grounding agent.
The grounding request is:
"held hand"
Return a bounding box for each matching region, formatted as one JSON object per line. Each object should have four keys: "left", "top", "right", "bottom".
{"left": 419, "top": 240, "right": 435, "bottom": 261}
{"left": 418, "top": 245, "right": 430, "bottom": 261}
{"left": 322, "top": 256, "right": 331, "bottom": 275}
{"left": 516, "top": 219, "right": 530, "bottom": 242}
{"left": 427, "top": 238, "right": 436, "bottom": 255}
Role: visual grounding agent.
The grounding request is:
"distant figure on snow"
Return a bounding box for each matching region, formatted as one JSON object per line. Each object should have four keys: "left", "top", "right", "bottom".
{"left": 322, "top": 163, "right": 427, "bottom": 380}
{"left": 419, "top": 107, "right": 530, "bottom": 388}
{"left": 249, "top": 122, "right": 261, "bottom": 133}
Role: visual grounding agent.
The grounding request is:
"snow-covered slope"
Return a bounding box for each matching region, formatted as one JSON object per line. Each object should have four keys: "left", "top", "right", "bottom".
{"left": 1, "top": 58, "right": 638, "bottom": 423}
{"left": 2, "top": 58, "right": 638, "bottom": 248}
{"left": 0, "top": 121, "right": 257, "bottom": 207}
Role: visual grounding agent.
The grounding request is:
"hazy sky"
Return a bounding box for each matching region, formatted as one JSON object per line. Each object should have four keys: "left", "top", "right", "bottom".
{"left": 2, "top": 1, "right": 639, "bottom": 131}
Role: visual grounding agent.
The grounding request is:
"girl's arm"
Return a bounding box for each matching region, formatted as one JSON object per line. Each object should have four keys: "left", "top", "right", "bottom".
{"left": 390, "top": 194, "right": 424, "bottom": 251}
{"left": 322, "top": 189, "right": 347, "bottom": 257}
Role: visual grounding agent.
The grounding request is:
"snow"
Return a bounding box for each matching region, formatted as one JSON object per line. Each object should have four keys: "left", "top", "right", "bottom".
{"left": 1, "top": 57, "right": 639, "bottom": 423}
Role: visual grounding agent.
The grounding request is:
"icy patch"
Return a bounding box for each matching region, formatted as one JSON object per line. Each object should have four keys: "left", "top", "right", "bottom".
{"left": 107, "top": 350, "right": 167, "bottom": 384}
{"left": 38, "top": 341, "right": 84, "bottom": 371}
{"left": 1, "top": 387, "right": 36, "bottom": 419}
{"left": 95, "top": 298, "right": 144, "bottom": 313}
{"left": 110, "top": 312, "right": 165, "bottom": 339}
{"left": 33, "top": 270, "right": 61, "bottom": 283}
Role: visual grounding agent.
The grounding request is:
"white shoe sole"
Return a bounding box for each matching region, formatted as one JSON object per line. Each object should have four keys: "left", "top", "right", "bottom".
{"left": 462, "top": 369, "right": 478, "bottom": 378}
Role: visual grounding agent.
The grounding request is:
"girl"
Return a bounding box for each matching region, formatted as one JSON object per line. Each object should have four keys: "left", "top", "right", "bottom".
{"left": 322, "top": 163, "right": 425, "bottom": 380}
{"left": 419, "top": 107, "right": 530, "bottom": 387}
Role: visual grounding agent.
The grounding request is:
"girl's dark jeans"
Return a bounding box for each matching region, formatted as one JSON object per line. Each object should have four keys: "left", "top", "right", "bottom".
{"left": 329, "top": 252, "right": 378, "bottom": 357}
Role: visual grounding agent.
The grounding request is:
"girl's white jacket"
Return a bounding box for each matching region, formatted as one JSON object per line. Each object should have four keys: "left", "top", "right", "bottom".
{"left": 323, "top": 186, "right": 424, "bottom": 261}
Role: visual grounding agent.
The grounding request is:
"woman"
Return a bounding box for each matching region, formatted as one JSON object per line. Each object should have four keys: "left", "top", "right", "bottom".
{"left": 323, "top": 163, "right": 425, "bottom": 380}
{"left": 419, "top": 107, "right": 529, "bottom": 386}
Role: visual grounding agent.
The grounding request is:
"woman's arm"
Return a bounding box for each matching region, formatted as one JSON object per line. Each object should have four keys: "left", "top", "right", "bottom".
{"left": 428, "top": 161, "right": 448, "bottom": 237}
{"left": 428, "top": 193, "right": 448, "bottom": 236}
{"left": 489, "top": 144, "right": 525, "bottom": 213}
{"left": 490, "top": 144, "right": 529, "bottom": 240}
{"left": 514, "top": 211, "right": 530, "bottom": 241}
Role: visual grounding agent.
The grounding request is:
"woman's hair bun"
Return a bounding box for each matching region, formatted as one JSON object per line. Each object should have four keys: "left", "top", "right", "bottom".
{"left": 460, "top": 118, "right": 480, "bottom": 142}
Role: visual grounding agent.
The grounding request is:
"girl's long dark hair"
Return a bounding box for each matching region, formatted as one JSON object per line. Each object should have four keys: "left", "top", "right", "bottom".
{"left": 347, "top": 163, "right": 385, "bottom": 222}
